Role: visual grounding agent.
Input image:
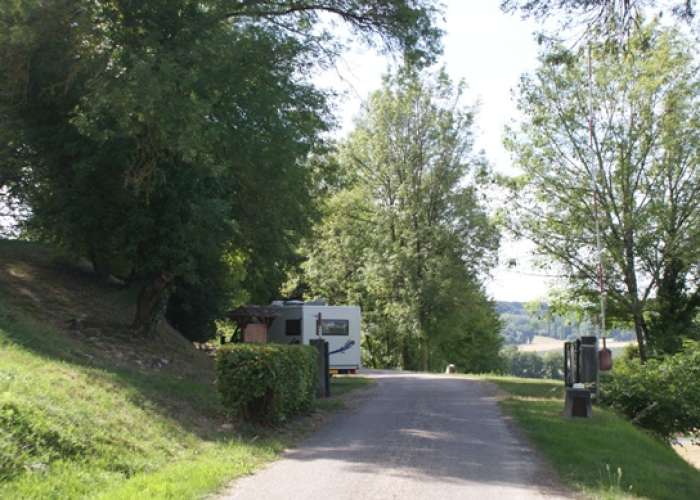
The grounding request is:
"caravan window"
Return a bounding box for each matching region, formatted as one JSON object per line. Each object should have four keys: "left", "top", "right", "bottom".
{"left": 285, "top": 319, "right": 301, "bottom": 336}
{"left": 321, "top": 319, "right": 349, "bottom": 336}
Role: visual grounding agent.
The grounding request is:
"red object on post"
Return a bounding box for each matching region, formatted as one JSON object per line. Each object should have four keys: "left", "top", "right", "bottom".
{"left": 599, "top": 337, "right": 613, "bottom": 371}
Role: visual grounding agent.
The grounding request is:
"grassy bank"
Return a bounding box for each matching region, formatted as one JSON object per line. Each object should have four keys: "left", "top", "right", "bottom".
{"left": 0, "top": 309, "right": 372, "bottom": 499}
{"left": 487, "top": 376, "right": 700, "bottom": 500}
{"left": 0, "top": 240, "right": 371, "bottom": 499}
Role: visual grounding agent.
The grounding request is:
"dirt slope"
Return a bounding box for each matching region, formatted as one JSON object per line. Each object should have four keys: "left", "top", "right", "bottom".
{"left": 0, "top": 239, "right": 213, "bottom": 383}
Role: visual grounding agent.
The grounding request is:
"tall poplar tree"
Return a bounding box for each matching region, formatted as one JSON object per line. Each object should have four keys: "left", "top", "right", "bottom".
{"left": 298, "top": 69, "right": 501, "bottom": 372}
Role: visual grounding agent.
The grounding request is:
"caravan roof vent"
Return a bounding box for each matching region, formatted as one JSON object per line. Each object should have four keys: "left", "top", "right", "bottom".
{"left": 283, "top": 300, "right": 304, "bottom": 306}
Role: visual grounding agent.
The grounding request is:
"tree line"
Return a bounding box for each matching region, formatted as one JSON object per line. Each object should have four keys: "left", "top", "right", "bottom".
{"left": 2, "top": 0, "right": 697, "bottom": 372}
{"left": 0, "top": 0, "right": 503, "bottom": 373}
{"left": 498, "top": 301, "right": 635, "bottom": 346}
{"left": 0, "top": 0, "right": 440, "bottom": 338}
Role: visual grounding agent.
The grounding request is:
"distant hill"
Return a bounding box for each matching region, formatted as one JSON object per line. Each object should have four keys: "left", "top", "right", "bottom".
{"left": 495, "top": 300, "right": 634, "bottom": 345}
{"left": 495, "top": 301, "right": 531, "bottom": 315}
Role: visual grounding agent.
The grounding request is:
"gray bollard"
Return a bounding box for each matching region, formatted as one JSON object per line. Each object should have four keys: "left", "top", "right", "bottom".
{"left": 564, "top": 387, "right": 592, "bottom": 418}
{"left": 310, "top": 339, "right": 330, "bottom": 398}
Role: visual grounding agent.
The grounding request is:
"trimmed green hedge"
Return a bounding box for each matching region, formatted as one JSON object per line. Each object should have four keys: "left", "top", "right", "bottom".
{"left": 216, "top": 344, "right": 318, "bottom": 424}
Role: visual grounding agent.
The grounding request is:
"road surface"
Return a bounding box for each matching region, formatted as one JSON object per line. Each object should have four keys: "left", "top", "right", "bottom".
{"left": 221, "top": 371, "right": 570, "bottom": 500}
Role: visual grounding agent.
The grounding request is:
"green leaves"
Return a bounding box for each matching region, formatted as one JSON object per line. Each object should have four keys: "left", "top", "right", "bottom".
{"left": 209, "top": 0, "right": 444, "bottom": 66}
{"left": 506, "top": 23, "right": 700, "bottom": 357}
{"left": 216, "top": 344, "right": 318, "bottom": 424}
{"left": 602, "top": 342, "right": 700, "bottom": 441}
{"left": 1, "top": 0, "right": 444, "bottom": 336}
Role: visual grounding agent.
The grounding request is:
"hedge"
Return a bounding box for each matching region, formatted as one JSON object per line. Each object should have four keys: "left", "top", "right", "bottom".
{"left": 601, "top": 342, "right": 700, "bottom": 441}
{"left": 216, "top": 343, "right": 318, "bottom": 424}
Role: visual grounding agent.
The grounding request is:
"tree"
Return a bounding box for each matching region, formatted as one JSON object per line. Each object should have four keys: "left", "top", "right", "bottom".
{"left": 0, "top": 0, "right": 443, "bottom": 337}
{"left": 298, "top": 68, "right": 500, "bottom": 372}
{"left": 505, "top": 24, "right": 700, "bottom": 361}
{"left": 501, "top": 0, "right": 697, "bottom": 39}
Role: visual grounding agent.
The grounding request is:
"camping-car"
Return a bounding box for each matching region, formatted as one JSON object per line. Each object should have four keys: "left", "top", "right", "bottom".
{"left": 267, "top": 300, "right": 361, "bottom": 373}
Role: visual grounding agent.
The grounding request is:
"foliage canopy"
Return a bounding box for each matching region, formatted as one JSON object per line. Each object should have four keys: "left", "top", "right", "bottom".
{"left": 293, "top": 68, "right": 502, "bottom": 372}
{"left": 0, "top": 0, "right": 444, "bottom": 338}
{"left": 505, "top": 24, "right": 700, "bottom": 360}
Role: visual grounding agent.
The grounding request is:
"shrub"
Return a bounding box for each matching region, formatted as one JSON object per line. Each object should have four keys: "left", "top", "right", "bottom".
{"left": 601, "top": 342, "right": 700, "bottom": 441}
{"left": 216, "top": 344, "right": 318, "bottom": 424}
{"left": 166, "top": 279, "right": 221, "bottom": 342}
{"left": 622, "top": 342, "right": 640, "bottom": 360}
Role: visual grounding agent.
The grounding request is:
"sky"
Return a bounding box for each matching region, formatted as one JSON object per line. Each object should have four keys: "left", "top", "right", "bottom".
{"left": 314, "top": 1, "right": 563, "bottom": 303}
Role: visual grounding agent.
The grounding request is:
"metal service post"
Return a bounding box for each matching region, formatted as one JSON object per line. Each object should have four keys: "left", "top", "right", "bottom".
{"left": 311, "top": 312, "right": 330, "bottom": 398}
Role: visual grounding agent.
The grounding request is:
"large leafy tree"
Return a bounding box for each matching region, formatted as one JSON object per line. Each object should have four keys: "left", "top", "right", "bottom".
{"left": 505, "top": 25, "right": 700, "bottom": 361}
{"left": 296, "top": 69, "right": 501, "bottom": 372}
{"left": 502, "top": 0, "right": 697, "bottom": 35}
{"left": 0, "top": 0, "right": 442, "bottom": 338}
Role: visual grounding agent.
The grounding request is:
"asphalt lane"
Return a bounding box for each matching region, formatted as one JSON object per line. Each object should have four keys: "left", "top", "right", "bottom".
{"left": 221, "top": 371, "right": 571, "bottom": 500}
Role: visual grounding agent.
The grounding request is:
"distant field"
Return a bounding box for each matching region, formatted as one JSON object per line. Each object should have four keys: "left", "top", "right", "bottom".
{"left": 674, "top": 438, "right": 700, "bottom": 470}
{"left": 517, "top": 335, "right": 634, "bottom": 353}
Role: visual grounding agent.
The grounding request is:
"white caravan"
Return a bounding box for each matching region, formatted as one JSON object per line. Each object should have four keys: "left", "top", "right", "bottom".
{"left": 267, "top": 301, "right": 361, "bottom": 373}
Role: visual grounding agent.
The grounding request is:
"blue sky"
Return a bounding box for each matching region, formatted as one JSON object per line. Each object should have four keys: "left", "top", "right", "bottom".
{"left": 315, "top": 1, "right": 561, "bottom": 302}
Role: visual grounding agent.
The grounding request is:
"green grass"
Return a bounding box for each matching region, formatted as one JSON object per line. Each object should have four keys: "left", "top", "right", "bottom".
{"left": 313, "top": 377, "right": 374, "bottom": 412}
{"left": 0, "top": 308, "right": 279, "bottom": 499}
{"left": 0, "top": 240, "right": 373, "bottom": 499}
{"left": 0, "top": 310, "right": 374, "bottom": 499}
{"left": 487, "top": 376, "right": 700, "bottom": 500}
{"left": 484, "top": 375, "right": 565, "bottom": 399}
{"left": 330, "top": 376, "right": 374, "bottom": 396}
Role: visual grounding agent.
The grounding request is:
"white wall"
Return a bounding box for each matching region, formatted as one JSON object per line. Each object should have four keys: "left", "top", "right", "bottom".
{"left": 302, "top": 306, "right": 361, "bottom": 369}
{"left": 266, "top": 304, "right": 362, "bottom": 369}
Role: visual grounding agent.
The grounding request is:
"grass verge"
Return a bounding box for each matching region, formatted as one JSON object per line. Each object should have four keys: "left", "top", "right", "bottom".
{"left": 315, "top": 376, "right": 375, "bottom": 412}
{"left": 486, "top": 376, "right": 700, "bottom": 500}
{"left": 330, "top": 376, "right": 374, "bottom": 397}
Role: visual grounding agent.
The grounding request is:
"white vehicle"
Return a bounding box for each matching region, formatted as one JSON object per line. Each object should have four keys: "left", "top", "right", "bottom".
{"left": 267, "top": 300, "right": 361, "bottom": 373}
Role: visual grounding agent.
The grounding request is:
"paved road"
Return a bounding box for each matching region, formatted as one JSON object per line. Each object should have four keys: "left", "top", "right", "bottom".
{"left": 221, "top": 372, "right": 571, "bottom": 500}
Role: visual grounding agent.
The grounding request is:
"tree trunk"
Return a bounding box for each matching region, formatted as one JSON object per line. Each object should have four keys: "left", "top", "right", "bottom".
{"left": 132, "top": 272, "right": 174, "bottom": 337}
{"left": 620, "top": 220, "right": 648, "bottom": 363}
{"left": 89, "top": 249, "right": 110, "bottom": 282}
{"left": 631, "top": 307, "right": 648, "bottom": 363}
